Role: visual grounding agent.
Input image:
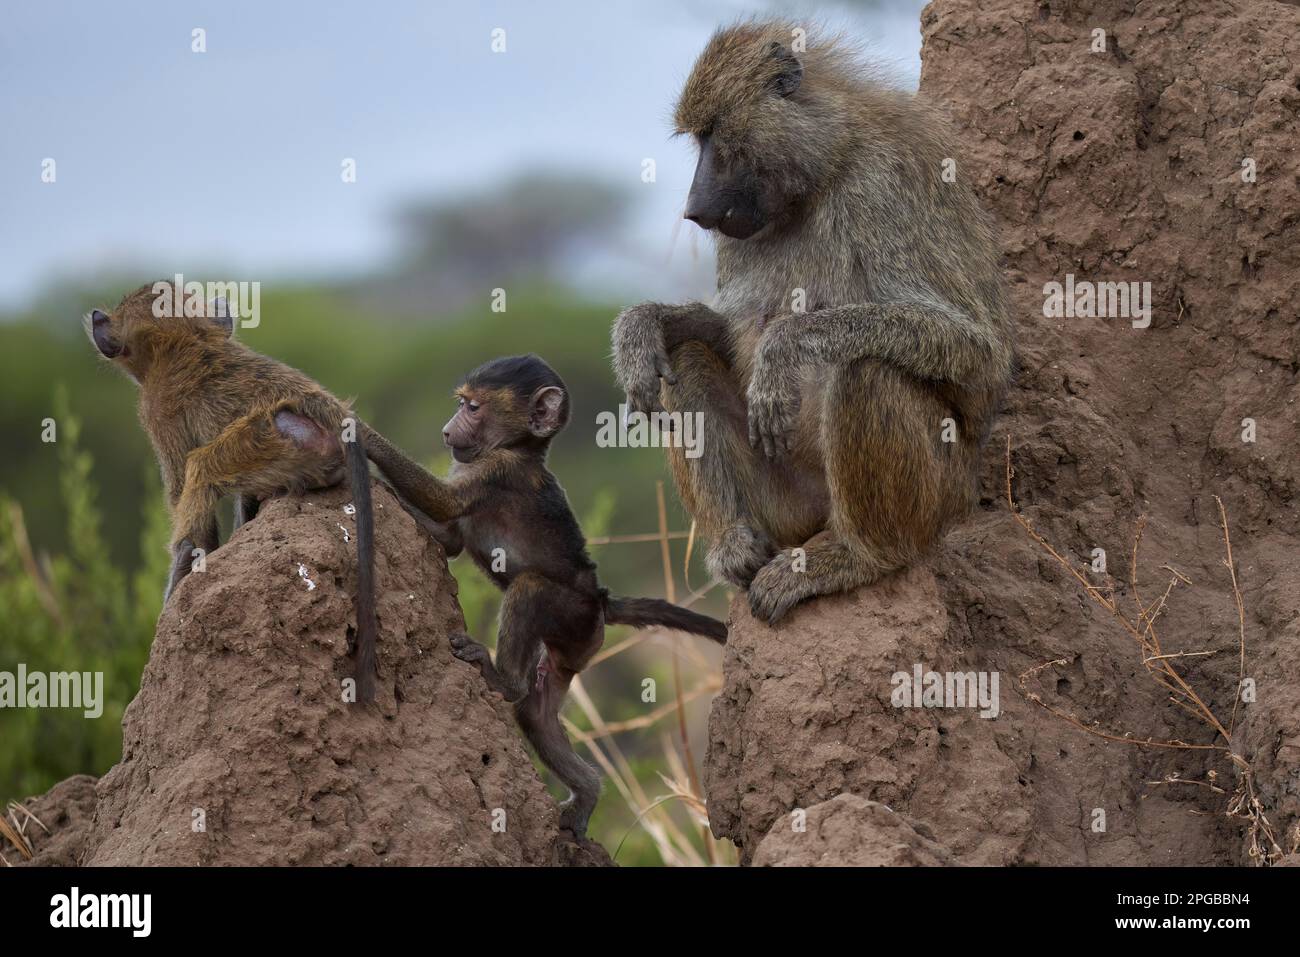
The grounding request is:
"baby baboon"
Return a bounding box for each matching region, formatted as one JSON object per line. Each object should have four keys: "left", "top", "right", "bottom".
{"left": 361, "top": 355, "right": 727, "bottom": 837}
{"left": 87, "top": 282, "right": 379, "bottom": 702}
{"left": 612, "top": 20, "right": 1014, "bottom": 623}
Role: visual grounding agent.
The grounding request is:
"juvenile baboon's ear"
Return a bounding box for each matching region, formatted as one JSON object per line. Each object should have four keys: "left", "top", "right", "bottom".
{"left": 528, "top": 386, "right": 569, "bottom": 437}
{"left": 766, "top": 41, "right": 803, "bottom": 97}
{"left": 208, "top": 297, "right": 234, "bottom": 336}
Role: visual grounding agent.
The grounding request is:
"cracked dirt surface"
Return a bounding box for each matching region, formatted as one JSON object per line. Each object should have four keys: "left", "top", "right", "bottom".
{"left": 706, "top": 0, "right": 1300, "bottom": 866}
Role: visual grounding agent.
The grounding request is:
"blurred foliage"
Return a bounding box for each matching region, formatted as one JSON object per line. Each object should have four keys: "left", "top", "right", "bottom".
{"left": 0, "top": 284, "right": 728, "bottom": 865}
{"left": 397, "top": 173, "right": 629, "bottom": 278}
{"left": 0, "top": 388, "right": 168, "bottom": 799}
{"left": 352, "top": 172, "right": 633, "bottom": 315}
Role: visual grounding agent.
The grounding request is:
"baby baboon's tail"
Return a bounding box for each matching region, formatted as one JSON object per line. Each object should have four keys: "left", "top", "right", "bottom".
{"left": 601, "top": 592, "right": 727, "bottom": 643}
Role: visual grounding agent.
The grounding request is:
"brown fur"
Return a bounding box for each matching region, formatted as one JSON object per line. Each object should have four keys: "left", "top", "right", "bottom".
{"left": 363, "top": 354, "right": 726, "bottom": 837}
{"left": 613, "top": 21, "right": 1014, "bottom": 623}
{"left": 88, "top": 281, "right": 380, "bottom": 702}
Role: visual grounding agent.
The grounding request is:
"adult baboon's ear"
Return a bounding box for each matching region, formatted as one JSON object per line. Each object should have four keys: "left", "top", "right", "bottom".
{"left": 766, "top": 41, "right": 803, "bottom": 97}
{"left": 528, "top": 386, "right": 569, "bottom": 437}
{"left": 208, "top": 297, "right": 234, "bottom": 336}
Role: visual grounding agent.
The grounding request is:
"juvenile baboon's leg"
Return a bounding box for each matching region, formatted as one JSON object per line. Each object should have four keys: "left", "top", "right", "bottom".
{"left": 747, "top": 360, "right": 968, "bottom": 623}
{"left": 515, "top": 661, "right": 600, "bottom": 838}
{"left": 231, "top": 494, "right": 260, "bottom": 531}
{"left": 662, "top": 341, "right": 826, "bottom": 587}
{"left": 164, "top": 512, "right": 219, "bottom": 602}
{"left": 164, "top": 413, "right": 313, "bottom": 601}
{"left": 448, "top": 572, "right": 551, "bottom": 703}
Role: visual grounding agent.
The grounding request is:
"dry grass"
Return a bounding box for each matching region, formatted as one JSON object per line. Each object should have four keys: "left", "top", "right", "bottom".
{"left": 569, "top": 479, "right": 734, "bottom": 866}
{"left": 1005, "top": 437, "right": 1284, "bottom": 864}
{"left": 0, "top": 799, "right": 49, "bottom": 864}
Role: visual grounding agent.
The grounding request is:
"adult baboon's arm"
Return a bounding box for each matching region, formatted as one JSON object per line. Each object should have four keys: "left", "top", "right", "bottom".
{"left": 747, "top": 300, "right": 1012, "bottom": 457}
{"left": 612, "top": 301, "right": 734, "bottom": 415}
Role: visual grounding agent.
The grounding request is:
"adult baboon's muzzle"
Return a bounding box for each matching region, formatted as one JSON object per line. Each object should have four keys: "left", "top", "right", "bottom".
{"left": 683, "top": 138, "right": 765, "bottom": 239}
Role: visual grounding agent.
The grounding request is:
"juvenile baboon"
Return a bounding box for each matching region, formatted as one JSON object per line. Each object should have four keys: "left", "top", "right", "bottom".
{"left": 87, "top": 282, "right": 379, "bottom": 702}
{"left": 612, "top": 20, "right": 1014, "bottom": 623}
{"left": 360, "top": 355, "right": 726, "bottom": 837}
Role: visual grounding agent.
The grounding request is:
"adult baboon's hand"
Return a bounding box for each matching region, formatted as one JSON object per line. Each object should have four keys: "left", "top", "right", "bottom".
{"left": 746, "top": 327, "right": 802, "bottom": 458}
{"left": 612, "top": 303, "right": 678, "bottom": 416}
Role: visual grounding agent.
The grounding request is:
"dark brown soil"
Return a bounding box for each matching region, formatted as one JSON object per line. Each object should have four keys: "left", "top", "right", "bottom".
{"left": 17, "top": 482, "right": 609, "bottom": 866}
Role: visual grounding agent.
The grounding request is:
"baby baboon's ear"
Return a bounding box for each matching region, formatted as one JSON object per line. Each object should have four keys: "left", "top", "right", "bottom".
{"left": 766, "top": 41, "right": 803, "bottom": 97}
{"left": 528, "top": 386, "right": 569, "bottom": 437}
{"left": 208, "top": 297, "right": 234, "bottom": 336}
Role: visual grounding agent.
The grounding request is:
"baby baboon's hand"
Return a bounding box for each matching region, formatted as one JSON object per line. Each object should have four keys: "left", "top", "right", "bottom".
{"left": 746, "top": 330, "right": 802, "bottom": 458}
{"left": 612, "top": 303, "right": 678, "bottom": 416}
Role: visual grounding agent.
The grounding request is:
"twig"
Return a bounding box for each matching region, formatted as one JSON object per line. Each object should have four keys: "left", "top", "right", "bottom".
{"left": 0, "top": 814, "right": 32, "bottom": 861}
{"left": 575, "top": 679, "right": 719, "bottom": 737}
{"left": 657, "top": 480, "right": 711, "bottom": 864}
{"left": 7, "top": 501, "right": 65, "bottom": 627}
{"left": 586, "top": 531, "right": 690, "bottom": 545}
{"left": 1004, "top": 436, "right": 1281, "bottom": 864}
{"left": 1217, "top": 496, "right": 1247, "bottom": 740}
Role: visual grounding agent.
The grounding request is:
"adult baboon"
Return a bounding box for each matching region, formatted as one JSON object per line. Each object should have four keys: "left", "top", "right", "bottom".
{"left": 612, "top": 21, "right": 1013, "bottom": 623}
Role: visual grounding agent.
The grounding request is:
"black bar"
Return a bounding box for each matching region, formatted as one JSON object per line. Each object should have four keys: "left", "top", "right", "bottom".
{"left": 1, "top": 865, "right": 1288, "bottom": 942}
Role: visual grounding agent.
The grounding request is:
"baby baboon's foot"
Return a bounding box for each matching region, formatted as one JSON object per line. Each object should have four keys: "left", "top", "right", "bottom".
{"left": 747, "top": 550, "right": 816, "bottom": 624}
{"left": 707, "top": 524, "right": 776, "bottom": 588}
{"left": 558, "top": 794, "right": 596, "bottom": 839}
{"left": 450, "top": 632, "right": 528, "bottom": 702}
{"left": 448, "top": 631, "right": 491, "bottom": 666}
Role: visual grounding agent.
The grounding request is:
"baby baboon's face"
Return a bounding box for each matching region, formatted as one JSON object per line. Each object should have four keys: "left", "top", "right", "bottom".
{"left": 444, "top": 355, "right": 570, "bottom": 463}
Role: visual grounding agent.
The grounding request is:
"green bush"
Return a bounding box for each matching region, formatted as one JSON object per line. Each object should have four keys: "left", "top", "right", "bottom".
{"left": 0, "top": 386, "right": 168, "bottom": 800}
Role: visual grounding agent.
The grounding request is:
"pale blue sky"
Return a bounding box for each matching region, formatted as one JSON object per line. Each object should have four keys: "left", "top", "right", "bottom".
{"left": 0, "top": 0, "right": 927, "bottom": 309}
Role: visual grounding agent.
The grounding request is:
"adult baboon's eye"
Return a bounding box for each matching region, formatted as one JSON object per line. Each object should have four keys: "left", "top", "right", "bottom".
{"left": 468, "top": 401, "right": 480, "bottom": 413}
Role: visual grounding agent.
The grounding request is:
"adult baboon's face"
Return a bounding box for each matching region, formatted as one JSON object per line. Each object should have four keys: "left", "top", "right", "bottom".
{"left": 684, "top": 134, "right": 769, "bottom": 239}
{"left": 676, "top": 33, "right": 807, "bottom": 240}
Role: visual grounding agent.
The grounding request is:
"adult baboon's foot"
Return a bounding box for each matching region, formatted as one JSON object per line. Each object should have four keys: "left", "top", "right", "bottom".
{"left": 747, "top": 549, "right": 817, "bottom": 624}
{"left": 707, "top": 524, "right": 775, "bottom": 588}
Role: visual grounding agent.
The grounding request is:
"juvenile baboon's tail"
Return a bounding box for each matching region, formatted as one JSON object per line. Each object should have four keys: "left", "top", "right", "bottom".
{"left": 601, "top": 592, "right": 727, "bottom": 643}
{"left": 345, "top": 432, "right": 377, "bottom": 703}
